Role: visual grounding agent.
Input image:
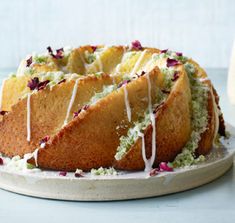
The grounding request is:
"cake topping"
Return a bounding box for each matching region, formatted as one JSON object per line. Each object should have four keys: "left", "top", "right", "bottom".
{"left": 91, "top": 46, "right": 97, "bottom": 52}
{"left": 0, "top": 157, "right": 3, "bottom": 165}
{"left": 153, "top": 102, "right": 164, "bottom": 114}
{"left": 47, "top": 46, "right": 64, "bottom": 59}
{"left": 176, "top": 52, "right": 183, "bottom": 57}
{"left": 166, "top": 58, "right": 180, "bottom": 67}
{"left": 131, "top": 40, "right": 143, "bottom": 50}
{"left": 136, "top": 71, "right": 146, "bottom": 78}
{"left": 27, "top": 77, "right": 39, "bottom": 90}
{"left": 160, "top": 49, "right": 168, "bottom": 54}
{"left": 58, "top": 79, "right": 66, "bottom": 85}
{"left": 149, "top": 168, "right": 158, "bottom": 176}
{"left": 27, "top": 77, "right": 50, "bottom": 91}
{"left": 73, "top": 104, "right": 90, "bottom": 118}
{"left": 0, "top": 110, "right": 8, "bottom": 115}
{"left": 59, "top": 171, "right": 67, "bottom": 176}
{"left": 159, "top": 162, "right": 173, "bottom": 172}
{"left": 171, "top": 71, "right": 180, "bottom": 81}
{"left": 26, "top": 56, "right": 33, "bottom": 67}
{"left": 117, "top": 79, "right": 131, "bottom": 88}
{"left": 39, "top": 135, "right": 50, "bottom": 147}
{"left": 74, "top": 169, "right": 84, "bottom": 177}
{"left": 161, "top": 89, "right": 170, "bottom": 94}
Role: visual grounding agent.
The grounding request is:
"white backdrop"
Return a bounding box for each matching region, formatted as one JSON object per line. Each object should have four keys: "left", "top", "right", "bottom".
{"left": 0, "top": 0, "right": 234, "bottom": 69}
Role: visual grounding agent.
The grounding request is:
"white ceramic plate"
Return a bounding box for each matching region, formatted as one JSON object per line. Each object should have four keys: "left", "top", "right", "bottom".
{"left": 0, "top": 124, "right": 235, "bottom": 201}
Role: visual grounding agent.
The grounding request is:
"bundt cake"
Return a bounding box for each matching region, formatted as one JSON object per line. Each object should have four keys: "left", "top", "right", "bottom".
{"left": 0, "top": 41, "right": 226, "bottom": 173}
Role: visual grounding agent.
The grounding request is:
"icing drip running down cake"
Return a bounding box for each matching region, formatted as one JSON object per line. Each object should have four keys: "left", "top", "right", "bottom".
{"left": 0, "top": 41, "right": 226, "bottom": 175}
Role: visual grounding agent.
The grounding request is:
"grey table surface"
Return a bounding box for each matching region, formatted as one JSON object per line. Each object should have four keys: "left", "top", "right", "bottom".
{"left": 0, "top": 68, "right": 234, "bottom": 223}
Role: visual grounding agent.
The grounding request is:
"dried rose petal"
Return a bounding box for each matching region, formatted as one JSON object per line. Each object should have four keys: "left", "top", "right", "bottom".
{"left": 47, "top": 46, "right": 53, "bottom": 54}
{"left": 59, "top": 171, "right": 67, "bottom": 176}
{"left": 55, "top": 48, "right": 64, "bottom": 59}
{"left": 27, "top": 77, "right": 40, "bottom": 90}
{"left": 136, "top": 71, "right": 146, "bottom": 78}
{"left": 153, "top": 102, "right": 164, "bottom": 114}
{"left": 171, "top": 71, "right": 179, "bottom": 81}
{"left": 131, "top": 40, "right": 143, "bottom": 50}
{"left": 159, "top": 162, "right": 173, "bottom": 172}
{"left": 27, "top": 77, "right": 50, "bottom": 91}
{"left": 160, "top": 49, "right": 168, "bottom": 54}
{"left": 26, "top": 56, "right": 33, "bottom": 67}
{"left": 149, "top": 168, "right": 158, "bottom": 176}
{"left": 75, "top": 172, "right": 84, "bottom": 178}
{"left": 58, "top": 79, "right": 66, "bottom": 84}
{"left": 0, "top": 110, "right": 8, "bottom": 116}
{"left": 117, "top": 79, "right": 131, "bottom": 88}
{"left": 83, "top": 104, "right": 90, "bottom": 111}
{"left": 176, "top": 52, "right": 183, "bottom": 57}
{"left": 39, "top": 135, "right": 50, "bottom": 146}
{"left": 37, "top": 80, "right": 50, "bottom": 91}
{"left": 166, "top": 58, "right": 180, "bottom": 67}
{"left": 0, "top": 157, "right": 3, "bottom": 165}
{"left": 91, "top": 46, "right": 97, "bottom": 52}
{"left": 161, "top": 89, "right": 170, "bottom": 94}
{"left": 73, "top": 111, "right": 80, "bottom": 118}
{"left": 73, "top": 105, "right": 90, "bottom": 118}
{"left": 47, "top": 46, "right": 64, "bottom": 59}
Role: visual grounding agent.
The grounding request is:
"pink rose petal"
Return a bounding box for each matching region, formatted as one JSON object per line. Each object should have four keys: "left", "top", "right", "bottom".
{"left": 26, "top": 56, "right": 33, "bottom": 67}
{"left": 47, "top": 46, "right": 64, "bottom": 59}
{"left": 59, "top": 171, "right": 67, "bottom": 176}
{"left": 160, "top": 49, "right": 168, "bottom": 54}
{"left": 58, "top": 79, "right": 66, "bottom": 85}
{"left": 27, "top": 77, "right": 40, "bottom": 90}
{"left": 117, "top": 79, "right": 131, "bottom": 88}
{"left": 159, "top": 162, "right": 173, "bottom": 172}
{"left": 73, "top": 105, "right": 90, "bottom": 118}
{"left": 166, "top": 58, "right": 180, "bottom": 67}
{"left": 39, "top": 135, "right": 50, "bottom": 146}
{"left": 171, "top": 71, "right": 180, "bottom": 81}
{"left": 0, "top": 111, "right": 8, "bottom": 116}
{"left": 176, "top": 52, "right": 183, "bottom": 57}
{"left": 75, "top": 173, "right": 84, "bottom": 178}
{"left": 27, "top": 78, "right": 50, "bottom": 91}
{"left": 149, "top": 168, "right": 159, "bottom": 177}
{"left": 131, "top": 40, "right": 143, "bottom": 50}
{"left": 0, "top": 157, "right": 3, "bottom": 165}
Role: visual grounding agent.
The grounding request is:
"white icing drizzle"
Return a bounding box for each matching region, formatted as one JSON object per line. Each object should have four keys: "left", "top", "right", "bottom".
{"left": 130, "top": 49, "right": 147, "bottom": 77}
{"left": 33, "top": 148, "right": 39, "bottom": 167}
{"left": 211, "top": 89, "right": 220, "bottom": 147}
{"left": 27, "top": 93, "right": 31, "bottom": 142}
{"left": 123, "top": 85, "right": 131, "bottom": 122}
{"left": 63, "top": 79, "right": 79, "bottom": 126}
{"left": 0, "top": 78, "right": 6, "bottom": 111}
{"left": 138, "top": 131, "right": 152, "bottom": 171}
{"left": 141, "top": 72, "right": 156, "bottom": 171}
